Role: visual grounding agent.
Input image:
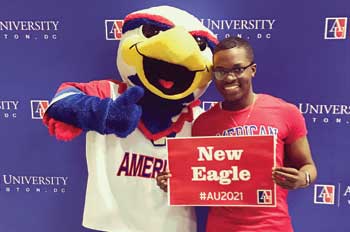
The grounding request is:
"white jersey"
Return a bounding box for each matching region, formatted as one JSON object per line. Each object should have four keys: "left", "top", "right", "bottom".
{"left": 83, "top": 126, "right": 197, "bottom": 232}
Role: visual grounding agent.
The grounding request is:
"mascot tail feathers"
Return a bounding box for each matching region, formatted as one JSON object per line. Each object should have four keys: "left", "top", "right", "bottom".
{"left": 43, "top": 114, "right": 82, "bottom": 141}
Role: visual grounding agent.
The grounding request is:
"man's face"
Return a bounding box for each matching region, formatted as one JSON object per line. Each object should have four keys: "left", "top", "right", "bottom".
{"left": 213, "top": 47, "right": 256, "bottom": 103}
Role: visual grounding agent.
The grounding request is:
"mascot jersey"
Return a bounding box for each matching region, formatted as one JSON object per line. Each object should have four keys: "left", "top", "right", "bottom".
{"left": 192, "top": 94, "right": 307, "bottom": 232}
{"left": 46, "top": 80, "right": 201, "bottom": 232}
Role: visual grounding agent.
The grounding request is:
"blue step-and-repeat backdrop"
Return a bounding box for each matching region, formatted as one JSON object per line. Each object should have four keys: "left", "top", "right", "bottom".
{"left": 0, "top": 0, "right": 349, "bottom": 231}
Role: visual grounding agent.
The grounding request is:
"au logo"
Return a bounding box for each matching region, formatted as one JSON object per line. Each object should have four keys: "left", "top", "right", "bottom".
{"left": 31, "top": 100, "right": 49, "bottom": 119}
{"left": 257, "top": 189, "right": 272, "bottom": 204}
{"left": 314, "top": 184, "right": 335, "bottom": 204}
{"left": 105, "top": 19, "right": 124, "bottom": 40}
{"left": 324, "top": 17, "right": 348, "bottom": 39}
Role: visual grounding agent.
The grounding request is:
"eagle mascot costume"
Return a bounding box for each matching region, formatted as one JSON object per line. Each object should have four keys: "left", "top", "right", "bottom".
{"left": 43, "top": 5, "right": 217, "bottom": 232}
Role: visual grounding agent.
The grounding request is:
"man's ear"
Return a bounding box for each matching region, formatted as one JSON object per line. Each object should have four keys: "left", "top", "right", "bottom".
{"left": 251, "top": 63, "right": 257, "bottom": 77}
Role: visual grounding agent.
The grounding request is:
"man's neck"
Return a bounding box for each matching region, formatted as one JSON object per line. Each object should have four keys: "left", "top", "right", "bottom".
{"left": 222, "top": 93, "right": 256, "bottom": 111}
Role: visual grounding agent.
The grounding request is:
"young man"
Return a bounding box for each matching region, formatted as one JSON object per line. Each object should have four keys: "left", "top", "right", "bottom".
{"left": 157, "top": 36, "right": 317, "bottom": 232}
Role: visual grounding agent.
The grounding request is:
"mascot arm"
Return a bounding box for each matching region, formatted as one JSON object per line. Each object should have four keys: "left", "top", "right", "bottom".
{"left": 44, "top": 80, "right": 144, "bottom": 140}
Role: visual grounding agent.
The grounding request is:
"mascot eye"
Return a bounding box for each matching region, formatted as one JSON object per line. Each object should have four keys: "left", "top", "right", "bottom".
{"left": 193, "top": 36, "right": 207, "bottom": 51}
{"left": 142, "top": 24, "right": 164, "bottom": 38}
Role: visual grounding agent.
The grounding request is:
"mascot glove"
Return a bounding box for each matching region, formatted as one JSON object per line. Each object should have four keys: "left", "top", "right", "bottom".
{"left": 105, "top": 86, "right": 144, "bottom": 137}
{"left": 46, "top": 86, "right": 144, "bottom": 138}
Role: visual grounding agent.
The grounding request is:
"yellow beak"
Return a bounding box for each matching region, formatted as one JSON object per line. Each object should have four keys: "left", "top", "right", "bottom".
{"left": 137, "top": 26, "right": 207, "bottom": 71}
{"left": 121, "top": 26, "right": 212, "bottom": 100}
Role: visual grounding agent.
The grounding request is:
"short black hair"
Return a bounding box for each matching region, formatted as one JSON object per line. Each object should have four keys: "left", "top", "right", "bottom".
{"left": 213, "top": 36, "right": 254, "bottom": 62}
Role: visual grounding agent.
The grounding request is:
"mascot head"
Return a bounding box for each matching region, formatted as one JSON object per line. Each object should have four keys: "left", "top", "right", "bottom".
{"left": 116, "top": 5, "right": 217, "bottom": 101}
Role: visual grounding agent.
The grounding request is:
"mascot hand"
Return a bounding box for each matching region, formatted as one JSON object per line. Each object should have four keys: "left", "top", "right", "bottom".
{"left": 105, "top": 86, "right": 144, "bottom": 137}
{"left": 45, "top": 86, "right": 144, "bottom": 138}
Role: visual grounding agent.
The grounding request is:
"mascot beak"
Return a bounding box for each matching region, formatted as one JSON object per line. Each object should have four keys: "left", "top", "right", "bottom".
{"left": 122, "top": 26, "right": 212, "bottom": 100}
{"left": 137, "top": 26, "right": 206, "bottom": 71}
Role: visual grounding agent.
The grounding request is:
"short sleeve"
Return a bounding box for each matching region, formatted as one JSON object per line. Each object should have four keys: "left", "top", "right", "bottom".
{"left": 284, "top": 103, "right": 307, "bottom": 144}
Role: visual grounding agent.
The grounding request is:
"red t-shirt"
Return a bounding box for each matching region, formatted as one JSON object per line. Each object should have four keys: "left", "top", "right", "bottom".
{"left": 192, "top": 94, "right": 307, "bottom": 232}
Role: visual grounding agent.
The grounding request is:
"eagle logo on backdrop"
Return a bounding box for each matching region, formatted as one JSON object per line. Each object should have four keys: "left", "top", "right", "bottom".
{"left": 43, "top": 5, "right": 217, "bottom": 232}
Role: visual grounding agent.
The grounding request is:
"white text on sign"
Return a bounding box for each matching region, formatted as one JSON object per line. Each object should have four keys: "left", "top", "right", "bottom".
{"left": 191, "top": 146, "right": 251, "bottom": 185}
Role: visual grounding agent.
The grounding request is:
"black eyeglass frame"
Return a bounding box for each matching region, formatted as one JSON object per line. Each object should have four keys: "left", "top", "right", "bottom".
{"left": 213, "top": 61, "right": 255, "bottom": 80}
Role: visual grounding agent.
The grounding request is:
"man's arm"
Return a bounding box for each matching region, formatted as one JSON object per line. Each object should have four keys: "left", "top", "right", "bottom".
{"left": 272, "top": 136, "right": 317, "bottom": 190}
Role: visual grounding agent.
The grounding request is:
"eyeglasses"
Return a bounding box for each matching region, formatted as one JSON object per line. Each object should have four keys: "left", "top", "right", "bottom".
{"left": 213, "top": 61, "right": 255, "bottom": 80}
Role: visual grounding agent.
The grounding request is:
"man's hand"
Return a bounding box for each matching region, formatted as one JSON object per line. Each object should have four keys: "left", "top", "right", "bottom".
{"left": 156, "top": 171, "right": 172, "bottom": 192}
{"left": 272, "top": 167, "right": 307, "bottom": 190}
